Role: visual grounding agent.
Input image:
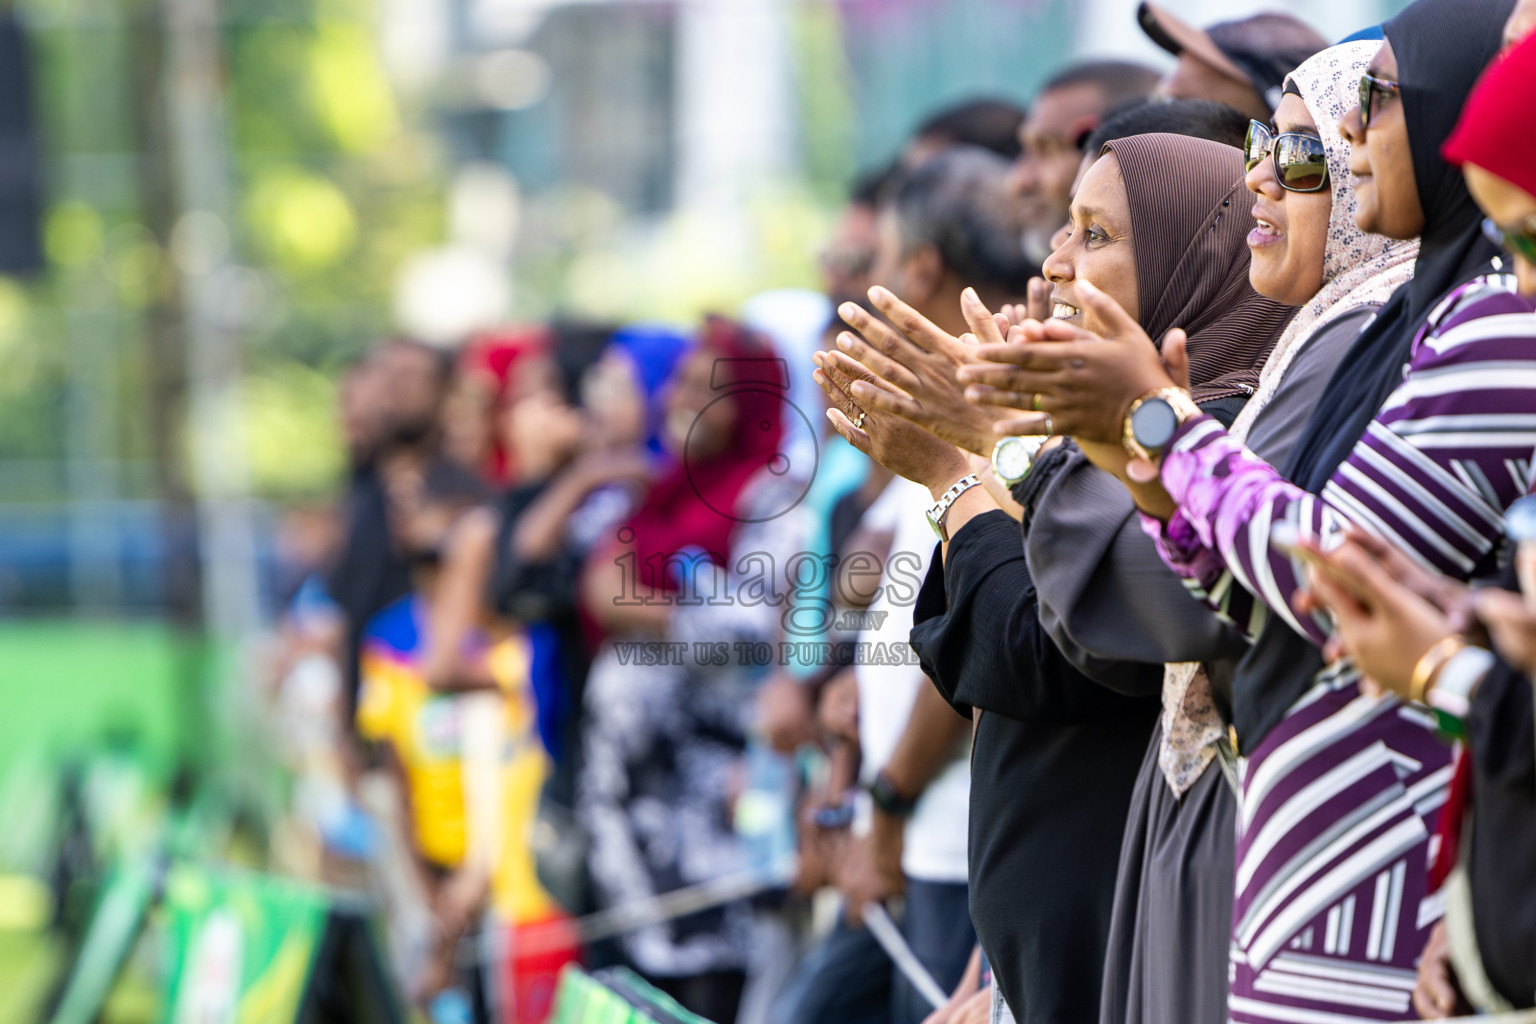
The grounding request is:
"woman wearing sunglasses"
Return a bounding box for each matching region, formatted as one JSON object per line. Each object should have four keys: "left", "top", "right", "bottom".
{"left": 959, "top": 0, "right": 1522, "bottom": 1017}
{"left": 1288, "top": 31, "right": 1536, "bottom": 1017}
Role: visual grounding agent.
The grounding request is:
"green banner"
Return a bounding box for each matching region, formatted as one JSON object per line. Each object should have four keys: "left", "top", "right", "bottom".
{"left": 160, "top": 865, "right": 331, "bottom": 1024}
{"left": 549, "top": 965, "right": 715, "bottom": 1024}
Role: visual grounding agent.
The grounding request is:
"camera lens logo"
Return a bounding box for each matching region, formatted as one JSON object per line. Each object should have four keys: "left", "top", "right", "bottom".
{"left": 685, "top": 357, "right": 818, "bottom": 523}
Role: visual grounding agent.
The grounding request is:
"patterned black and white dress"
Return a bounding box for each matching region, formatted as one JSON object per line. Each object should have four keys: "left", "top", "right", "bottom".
{"left": 578, "top": 468, "right": 809, "bottom": 978}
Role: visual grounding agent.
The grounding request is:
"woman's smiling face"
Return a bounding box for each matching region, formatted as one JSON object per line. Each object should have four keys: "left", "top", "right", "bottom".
{"left": 1041, "top": 152, "right": 1139, "bottom": 336}
{"left": 1246, "top": 93, "right": 1333, "bottom": 306}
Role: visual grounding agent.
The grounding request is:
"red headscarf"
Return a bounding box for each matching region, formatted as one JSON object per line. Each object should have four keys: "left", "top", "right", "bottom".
{"left": 620, "top": 317, "right": 785, "bottom": 593}
{"left": 458, "top": 326, "right": 549, "bottom": 485}
{"left": 1443, "top": 31, "right": 1536, "bottom": 200}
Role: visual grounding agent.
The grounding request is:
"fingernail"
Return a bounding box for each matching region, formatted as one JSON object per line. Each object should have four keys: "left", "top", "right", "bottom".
{"left": 825, "top": 408, "right": 836, "bottom": 422}
{"left": 839, "top": 302, "right": 860, "bottom": 321}
{"left": 867, "top": 286, "right": 889, "bottom": 303}
{"left": 850, "top": 381, "right": 868, "bottom": 397}
{"left": 836, "top": 333, "right": 854, "bottom": 350}
{"left": 961, "top": 287, "right": 978, "bottom": 303}
{"left": 1079, "top": 279, "right": 1098, "bottom": 295}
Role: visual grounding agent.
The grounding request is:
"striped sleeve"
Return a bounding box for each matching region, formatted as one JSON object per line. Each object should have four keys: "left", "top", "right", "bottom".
{"left": 1143, "top": 280, "right": 1534, "bottom": 649}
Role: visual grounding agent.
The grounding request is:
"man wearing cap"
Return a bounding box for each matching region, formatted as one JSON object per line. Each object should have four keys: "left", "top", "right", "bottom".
{"left": 1139, "top": 2, "right": 1328, "bottom": 118}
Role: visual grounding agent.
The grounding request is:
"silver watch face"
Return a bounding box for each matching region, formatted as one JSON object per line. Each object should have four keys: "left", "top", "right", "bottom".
{"left": 1130, "top": 398, "right": 1179, "bottom": 451}
{"left": 994, "top": 435, "right": 1046, "bottom": 484}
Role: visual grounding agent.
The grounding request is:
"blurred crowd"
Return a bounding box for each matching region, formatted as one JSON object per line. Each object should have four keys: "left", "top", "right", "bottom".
{"left": 257, "top": 1, "right": 1536, "bottom": 1023}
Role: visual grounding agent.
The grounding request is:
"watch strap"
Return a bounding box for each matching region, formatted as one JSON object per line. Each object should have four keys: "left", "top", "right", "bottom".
{"left": 927, "top": 474, "right": 981, "bottom": 542}
{"left": 867, "top": 768, "right": 918, "bottom": 817}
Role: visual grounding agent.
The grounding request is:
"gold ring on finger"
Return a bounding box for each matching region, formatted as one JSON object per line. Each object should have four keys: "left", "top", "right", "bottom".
{"left": 852, "top": 410, "right": 867, "bottom": 430}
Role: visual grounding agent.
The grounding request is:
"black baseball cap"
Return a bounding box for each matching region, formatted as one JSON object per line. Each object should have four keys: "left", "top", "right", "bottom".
{"left": 1138, "top": 2, "right": 1330, "bottom": 112}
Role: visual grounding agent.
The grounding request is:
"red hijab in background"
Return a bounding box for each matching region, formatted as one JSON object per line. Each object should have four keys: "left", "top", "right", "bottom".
{"left": 1443, "top": 29, "right": 1536, "bottom": 198}
{"left": 457, "top": 326, "right": 550, "bottom": 486}
{"left": 621, "top": 317, "right": 785, "bottom": 594}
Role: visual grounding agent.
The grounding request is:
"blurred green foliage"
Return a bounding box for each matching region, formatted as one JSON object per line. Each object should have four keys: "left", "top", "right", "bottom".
{"left": 0, "top": 0, "right": 855, "bottom": 500}
{"left": 0, "top": 0, "right": 446, "bottom": 500}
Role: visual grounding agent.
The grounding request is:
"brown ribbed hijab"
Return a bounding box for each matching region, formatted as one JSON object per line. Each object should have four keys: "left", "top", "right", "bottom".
{"left": 1102, "top": 133, "right": 1296, "bottom": 401}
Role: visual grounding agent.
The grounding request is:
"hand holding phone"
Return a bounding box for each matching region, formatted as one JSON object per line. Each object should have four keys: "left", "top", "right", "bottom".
{"left": 1268, "top": 520, "right": 1334, "bottom": 566}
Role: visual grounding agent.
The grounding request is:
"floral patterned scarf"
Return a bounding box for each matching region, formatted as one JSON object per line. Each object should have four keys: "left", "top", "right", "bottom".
{"left": 1159, "top": 42, "right": 1420, "bottom": 798}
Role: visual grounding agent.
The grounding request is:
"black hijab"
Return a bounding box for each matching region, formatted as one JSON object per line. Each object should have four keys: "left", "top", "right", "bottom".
{"left": 1283, "top": 0, "right": 1511, "bottom": 493}
{"left": 1231, "top": 0, "right": 1513, "bottom": 753}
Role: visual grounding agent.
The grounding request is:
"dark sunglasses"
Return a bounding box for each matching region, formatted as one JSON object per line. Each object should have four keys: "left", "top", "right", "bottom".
{"left": 1359, "top": 73, "right": 1401, "bottom": 129}
{"left": 1483, "top": 216, "right": 1536, "bottom": 264}
{"left": 1244, "top": 120, "right": 1330, "bottom": 193}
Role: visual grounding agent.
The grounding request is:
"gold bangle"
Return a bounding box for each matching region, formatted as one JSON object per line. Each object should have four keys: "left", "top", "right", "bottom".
{"left": 1408, "top": 636, "right": 1466, "bottom": 704}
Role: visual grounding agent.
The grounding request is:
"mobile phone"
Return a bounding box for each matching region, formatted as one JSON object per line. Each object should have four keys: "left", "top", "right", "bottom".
{"left": 1269, "top": 521, "right": 1306, "bottom": 559}
{"left": 1269, "top": 521, "right": 1334, "bottom": 569}
{"left": 1503, "top": 495, "right": 1536, "bottom": 609}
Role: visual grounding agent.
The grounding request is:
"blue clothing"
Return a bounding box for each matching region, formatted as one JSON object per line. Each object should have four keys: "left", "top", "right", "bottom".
{"left": 772, "top": 881, "right": 974, "bottom": 1024}
{"left": 607, "top": 324, "right": 694, "bottom": 454}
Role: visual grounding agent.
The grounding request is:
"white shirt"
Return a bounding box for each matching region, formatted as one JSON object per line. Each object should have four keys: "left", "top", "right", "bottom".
{"left": 855, "top": 476, "right": 970, "bottom": 884}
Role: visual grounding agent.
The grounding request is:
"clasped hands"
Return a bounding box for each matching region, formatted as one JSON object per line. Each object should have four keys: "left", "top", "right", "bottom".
{"left": 812, "top": 276, "right": 1191, "bottom": 489}
{"left": 1295, "top": 524, "right": 1536, "bottom": 695}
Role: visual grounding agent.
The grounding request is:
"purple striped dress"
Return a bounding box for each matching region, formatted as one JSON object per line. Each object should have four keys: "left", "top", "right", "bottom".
{"left": 1138, "top": 277, "right": 1536, "bottom": 1022}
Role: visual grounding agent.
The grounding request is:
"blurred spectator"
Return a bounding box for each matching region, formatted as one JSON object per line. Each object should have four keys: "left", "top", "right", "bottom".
{"left": 1010, "top": 60, "right": 1160, "bottom": 264}
{"left": 339, "top": 356, "right": 388, "bottom": 471}
{"left": 821, "top": 164, "right": 899, "bottom": 311}
{"left": 443, "top": 328, "right": 550, "bottom": 486}
{"left": 494, "top": 324, "right": 691, "bottom": 797}
{"left": 828, "top": 97, "right": 1027, "bottom": 316}
{"left": 329, "top": 339, "right": 454, "bottom": 722}
{"left": 779, "top": 144, "right": 1031, "bottom": 1024}
{"left": 873, "top": 146, "right": 1033, "bottom": 319}
{"left": 1138, "top": 2, "right": 1328, "bottom": 118}
{"left": 357, "top": 457, "right": 505, "bottom": 1018}
{"left": 902, "top": 96, "right": 1027, "bottom": 166}
{"left": 577, "top": 321, "right": 810, "bottom": 1024}
{"left": 1080, "top": 97, "right": 1249, "bottom": 161}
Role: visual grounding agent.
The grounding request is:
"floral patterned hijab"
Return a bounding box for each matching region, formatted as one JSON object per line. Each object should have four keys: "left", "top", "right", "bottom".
{"left": 1229, "top": 41, "right": 1421, "bottom": 441}
{"left": 1160, "top": 42, "right": 1421, "bottom": 798}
